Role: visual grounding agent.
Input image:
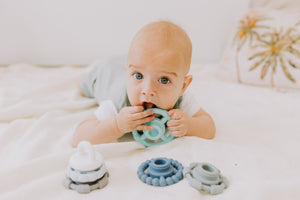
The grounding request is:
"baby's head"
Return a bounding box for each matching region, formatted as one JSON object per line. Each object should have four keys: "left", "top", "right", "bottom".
{"left": 126, "top": 21, "right": 193, "bottom": 110}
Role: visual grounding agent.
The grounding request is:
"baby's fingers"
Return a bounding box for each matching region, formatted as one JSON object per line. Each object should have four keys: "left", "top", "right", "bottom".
{"left": 167, "top": 119, "right": 182, "bottom": 127}
{"left": 170, "top": 130, "right": 185, "bottom": 137}
{"left": 134, "top": 115, "right": 155, "bottom": 125}
{"left": 128, "top": 106, "right": 144, "bottom": 114}
{"left": 131, "top": 109, "right": 154, "bottom": 120}
{"left": 168, "top": 109, "right": 183, "bottom": 120}
{"left": 136, "top": 125, "right": 153, "bottom": 131}
{"left": 169, "top": 124, "right": 184, "bottom": 132}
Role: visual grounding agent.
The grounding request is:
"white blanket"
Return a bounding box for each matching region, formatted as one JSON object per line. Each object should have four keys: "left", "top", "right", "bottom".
{"left": 0, "top": 63, "right": 299, "bottom": 200}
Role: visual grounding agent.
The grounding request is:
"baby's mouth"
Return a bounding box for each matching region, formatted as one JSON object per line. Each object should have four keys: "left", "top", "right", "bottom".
{"left": 142, "top": 102, "right": 157, "bottom": 109}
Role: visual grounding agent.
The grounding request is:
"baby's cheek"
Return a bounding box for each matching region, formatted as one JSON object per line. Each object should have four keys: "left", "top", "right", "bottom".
{"left": 164, "top": 99, "right": 179, "bottom": 110}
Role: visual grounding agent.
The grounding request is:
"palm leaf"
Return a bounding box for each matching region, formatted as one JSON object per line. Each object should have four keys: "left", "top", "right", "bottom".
{"left": 250, "top": 44, "right": 267, "bottom": 49}
{"left": 284, "top": 27, "right": 295, "bottom": 36}
{"left": 272, "top": 55, "right": 277, "bottom": 73}
{"left": 253, "top": 31, "right": 262, "bottom": 41}
{"left": 257, "top": 37, "right": 270, "bottom": 45}
{"left": 253, "top": 25, "right": 270, "bottom": 29}
{"left": 296, "top": 38, "right": 300, "bottom": 45}
{"left": 261, "top": 32, "right": 274, "bottom": 38}
{"left": 237, "top": 35, "right": 247, "bottom": 51}
{"left": 279, "top": 56, "right": 296, "bottom": 82}
{"left": 288, "top": 59, "right": 300, "bottom": 69}
{"left": 260, "top": 60, "right": 271, "bottom": 79}
{"left": 270, "top": 55, "right": 277, "bottom": 87}
{"left": 286, "top": 47, "right": 300, "bottom": 58}
{"left": 249, "top": 57, "right": 266, "bottom": 71}
{"left": 248, "top": 51, "right": 267, "bottom": 60}
{"left": 239, "top": 19, "right": 246, "bottom": 24}
{"left": 295, "top": 36, "right": 300, "bottom": 44}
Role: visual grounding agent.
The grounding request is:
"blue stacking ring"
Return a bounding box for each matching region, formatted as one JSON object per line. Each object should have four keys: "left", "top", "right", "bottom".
{"left": 137, "top": 157, "right": 183, "bottom": 186}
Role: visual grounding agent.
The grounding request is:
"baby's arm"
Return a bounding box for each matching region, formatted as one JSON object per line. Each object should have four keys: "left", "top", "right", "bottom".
{"left": 72, "top": 114, "right": 121, "bottom": 147}
{"left": 167, "top": 108, "right": 215, "bottom": 139}
{"left": 72, "top": 106, "right": 155, "bottom": 147}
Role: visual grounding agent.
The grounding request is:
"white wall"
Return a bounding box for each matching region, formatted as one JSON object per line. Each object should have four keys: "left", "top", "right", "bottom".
{"left": 0, "top": 0, "right": 250, "bottom": 65}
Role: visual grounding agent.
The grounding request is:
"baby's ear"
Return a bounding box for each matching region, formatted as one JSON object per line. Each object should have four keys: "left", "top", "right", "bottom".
{"left": 180, "top": 75, "right": 193, "bottom": 96}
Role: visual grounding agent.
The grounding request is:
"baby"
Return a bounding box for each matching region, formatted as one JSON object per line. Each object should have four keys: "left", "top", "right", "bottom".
{"left": 72, "top": 21, "right": 215, "bottom": 147}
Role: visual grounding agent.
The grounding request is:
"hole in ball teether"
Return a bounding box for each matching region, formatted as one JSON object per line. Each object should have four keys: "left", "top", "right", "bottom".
{"left": 154, "top": 114, "right": 163, "bottom": 119}
{"left": 202, "top": 164, "right": 214, "bottom": 173}
{"left": 137, "top": 130, "right": 144, "bottom": 136}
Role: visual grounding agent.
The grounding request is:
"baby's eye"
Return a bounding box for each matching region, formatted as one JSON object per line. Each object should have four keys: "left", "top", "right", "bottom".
{"left": 159, "top": 77, "right": 170, "bottom": 84}
{"left": 134, "top": 73, "right": 143, "bottom": 80}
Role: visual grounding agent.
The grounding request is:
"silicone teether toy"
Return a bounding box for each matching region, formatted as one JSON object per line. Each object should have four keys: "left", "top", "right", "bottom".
{"left": 64, "top": 141, "right": 109, "bottom": 193}
{"left": 132, "top": 108, "right": 173, "bottom": 147}
{"left": 137, "top": 157, "right": 183, "bottom": 186}
{"left": 183, "top": 162, "right": 228, "bottom": 195}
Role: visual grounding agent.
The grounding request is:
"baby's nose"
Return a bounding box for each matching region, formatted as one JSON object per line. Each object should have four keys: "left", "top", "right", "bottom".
{"left": 142, "top": 83, "right": 156, "bottom": 97}
{"left": 142, "top": 90, "right": 155, "bottom": 97}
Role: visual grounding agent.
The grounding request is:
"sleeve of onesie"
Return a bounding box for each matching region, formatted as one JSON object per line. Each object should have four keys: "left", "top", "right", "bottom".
{"left": 179, "top": 88, "right": 202, "bottom": 117}
{"left": 79, "top": 55, "right": 128, "bottom": 112}
{"left": 79, "top": 61, "right": 102, "bottom": 98}
{"left": 94, "top": 100, "right": 118, "bottom": 121}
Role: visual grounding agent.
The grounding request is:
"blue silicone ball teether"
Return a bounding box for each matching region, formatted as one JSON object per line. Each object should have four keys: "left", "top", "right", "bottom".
{"left": 137, "top": 157, "right": 183, "bottom": 186}
{"left": 132, "top": 108, "right": 173, "bottom": 147}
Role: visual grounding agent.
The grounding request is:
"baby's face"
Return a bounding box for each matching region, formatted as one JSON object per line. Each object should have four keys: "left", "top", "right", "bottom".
{"left": 126, "top": 43, "right": 191, "bottom": 110}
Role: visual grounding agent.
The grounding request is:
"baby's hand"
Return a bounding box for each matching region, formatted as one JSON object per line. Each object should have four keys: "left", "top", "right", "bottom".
{"left": 116, "top": 106, "right": 155, "bottom": 134}
{"left": 167, "top": 109, "right": 190, "bottom": 137}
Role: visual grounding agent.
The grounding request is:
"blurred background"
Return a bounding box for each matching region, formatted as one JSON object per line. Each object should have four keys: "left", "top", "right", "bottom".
{"left": 0, "top": 0, "right": 251, "bottom": 65}
{"left": 1, "top": 0, "right": 299, "bottom": 66}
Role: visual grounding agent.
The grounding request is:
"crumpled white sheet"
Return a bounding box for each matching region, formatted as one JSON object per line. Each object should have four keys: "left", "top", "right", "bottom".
{"left": 0, "top": 63, "right": 299, "bottom": 200}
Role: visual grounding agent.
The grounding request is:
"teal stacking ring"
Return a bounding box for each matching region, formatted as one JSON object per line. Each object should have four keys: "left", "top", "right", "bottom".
{"left": 132, "top": 108, "right": 173, "bottom": 147}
